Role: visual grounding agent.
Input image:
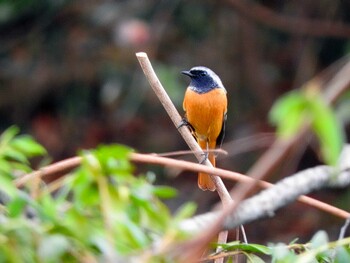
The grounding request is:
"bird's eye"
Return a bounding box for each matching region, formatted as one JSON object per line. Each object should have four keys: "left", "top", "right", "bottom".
{"left": 199, "top": 71, "right": 207, "bottom": 77}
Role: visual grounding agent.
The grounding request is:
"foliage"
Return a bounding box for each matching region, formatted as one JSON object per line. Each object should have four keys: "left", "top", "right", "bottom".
{"left": 0, "top": 126, "right": 46, "bottom": 198}
{"left": 0, "top": 126, "right": 349, "bottom": 262}
{"left": 0, "top": 127, "right": 195, "bottom": 262}
{"left": 216, "top": 231, "right": 350, "bottom": 263}
{"left": 269, "top": 87, "right": 344, "bottom": 165}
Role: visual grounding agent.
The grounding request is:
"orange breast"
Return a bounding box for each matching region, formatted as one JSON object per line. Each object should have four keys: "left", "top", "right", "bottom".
{"left": 183, "top": 88, "right": 227, "bottom": 143}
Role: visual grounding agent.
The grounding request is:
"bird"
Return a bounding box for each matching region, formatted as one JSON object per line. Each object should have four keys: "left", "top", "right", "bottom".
{"left": 181, "top": 66, "right": 227, "bottom": 191}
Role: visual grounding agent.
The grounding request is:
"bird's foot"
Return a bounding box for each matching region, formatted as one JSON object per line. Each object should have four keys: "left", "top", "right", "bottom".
{"left": 177, "top": 118, "right": 194, "bottom": 131}
{"left": 200, "top": 152, "right": 208, "bottom": 164}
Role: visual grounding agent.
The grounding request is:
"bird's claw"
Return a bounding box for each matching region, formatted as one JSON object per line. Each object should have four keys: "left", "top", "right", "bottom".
{"left": 200, "top": 152, "right": 208, "bottom": 164}
{"left": 177, "top": 118, "right": 194, "bottom": 131}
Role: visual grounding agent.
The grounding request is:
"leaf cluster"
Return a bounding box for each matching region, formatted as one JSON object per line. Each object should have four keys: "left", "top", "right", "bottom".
{"left": 270, "top": 88, "right": 344, "bottom": 165}
{"left": 0, "top": 127, "right": 195, "bottom": 262}
{"left": 215, "top": 231, "right": 350, "bottom": 263}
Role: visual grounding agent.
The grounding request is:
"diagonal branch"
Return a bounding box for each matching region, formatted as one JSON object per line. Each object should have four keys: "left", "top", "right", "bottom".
{"left": 136, "top": 52, "right": 232, "bottom": 204}
{"left": 180, "top": 148, "right": 350, "bottom": 234}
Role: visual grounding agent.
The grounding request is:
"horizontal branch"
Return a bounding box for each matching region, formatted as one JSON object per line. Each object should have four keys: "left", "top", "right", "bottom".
{"left": 14, "top": 156, "right": 81, "bottom": 187}
{"left": 15, "top": 150, "right": 350, "bottom": 220}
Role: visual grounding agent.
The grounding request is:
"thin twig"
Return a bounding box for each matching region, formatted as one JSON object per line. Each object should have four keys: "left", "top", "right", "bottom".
{"left": 201, "top": 250, "right": 243, "bottom": 262}
{"left": 338, "top": 217, "right": 350, "bottom": 240}
{"left": 16, "top": 153, "right": 350, "bottom": 219}
{"left": 153, "top": 148, "right": 228, "bottom": 158}
{"left": 14, "top": 156, "right": 81, "bottom": 187}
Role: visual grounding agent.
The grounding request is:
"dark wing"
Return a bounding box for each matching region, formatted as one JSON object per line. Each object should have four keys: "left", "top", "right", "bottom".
{"left": 216, "top": 112, "right": 227, "bottom": 150}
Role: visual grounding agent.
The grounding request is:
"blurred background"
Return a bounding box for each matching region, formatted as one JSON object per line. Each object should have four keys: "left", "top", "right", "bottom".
{"left": 1, "top": 0, "right": 350, "bottom": 245}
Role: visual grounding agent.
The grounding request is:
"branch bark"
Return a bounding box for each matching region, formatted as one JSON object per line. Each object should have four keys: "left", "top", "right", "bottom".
{"left": 15, "top": 152, "right": 350, "bottom": 219}
{"left": 180, "top": 148, "right": 350, "bottom": 233}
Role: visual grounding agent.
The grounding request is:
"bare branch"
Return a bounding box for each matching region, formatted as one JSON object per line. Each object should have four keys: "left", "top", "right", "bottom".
{"left": 14, "top": 156, "right": 81, "bottom": 188}
{"left": 339, "top": 218, "right": 350, "bottom": 240}
{"left": 180, "top": 146, "right": 350, "bottom": 233}
{"left": 16, "top": 152, "right": 350, "bottom": 220}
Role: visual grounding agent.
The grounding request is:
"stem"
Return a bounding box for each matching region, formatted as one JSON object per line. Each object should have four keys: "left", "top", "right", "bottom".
{"left": 15, "top": 153, "right": 350, "bottom": 219}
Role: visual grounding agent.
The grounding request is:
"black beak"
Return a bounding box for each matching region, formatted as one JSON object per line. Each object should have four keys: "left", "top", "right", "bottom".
{"left": 181, "top": 70, "right": 193, "bottom": 77}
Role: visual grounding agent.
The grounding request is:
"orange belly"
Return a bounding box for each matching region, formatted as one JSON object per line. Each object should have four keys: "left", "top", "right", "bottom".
{"left": 183, "top": 88, "right": 227, "bottom": 143}
{"left": 183, "top": 87, "right": 227, "bottom": 191}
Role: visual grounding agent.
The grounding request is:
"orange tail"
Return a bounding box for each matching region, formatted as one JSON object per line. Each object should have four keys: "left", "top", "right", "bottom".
{"left": 198, "top": 140, "right": 216, "bottom": 191}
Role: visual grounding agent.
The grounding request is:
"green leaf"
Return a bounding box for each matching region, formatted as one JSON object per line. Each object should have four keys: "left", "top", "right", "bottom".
{"left": 10, "top": 162, "right": 32, "bottom": 173}
{"left": 141, "top": 200, "right": 170, "bottom": 230}
{"left": 115, "top": 220, "right": 149, "bottom": 253}
{"left": 3, "top": 147, "right": 28, "bottom": 163}
{"left": 269, "top": 91, "right": 307, "bottom": 138}
{"left": 7, "top": 196, "right": 28, "bottom": 217}
{"left": 152, "top": 186, "right": 177, "bottom": 199}
{"left": 270, "top": 90, "right": 344, "bottom": 165}
{"left": 0, "top": 126, "right": 19, "bottom": 147}
{"left": 219, "top": 240, "right": 240, "bottom": 249}
{"left": 242, "top": 243, "right": 272, "bottom": 255}
{"left": 124, "top": 220, "right": 150, "bottom": 248}
{"left": 95, "top": 144, "right": 133, "bottom": 161}
{"left": 219, "top": 241, "right": 271, "bottom": 255}
{"left": 0, "top": 174, "right": 17, "bottom": 198}
{"left": 309, "top": 97, "right": 344, "bottom": 165}
{"left": 79, "top": 144, "right": 134, "bottom": 178}
{"left": 38, "top": 191, "right": 59, "bottom": 220}
{"left": 0, "top": 159, "right": 11, "bottom": 175}
{"left": 11, "top": 136, "right": 47, "bottom": 157}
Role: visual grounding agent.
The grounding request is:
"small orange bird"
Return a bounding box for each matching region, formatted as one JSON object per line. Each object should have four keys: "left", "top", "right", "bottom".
{"left": 181, "top": 66, "right": 227, "bottom": 191}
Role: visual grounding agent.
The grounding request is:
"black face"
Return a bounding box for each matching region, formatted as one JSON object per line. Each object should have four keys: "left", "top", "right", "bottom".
{"left": 182, "top": 69, "right": 208, "bottom": 78}
{"left": 182, "top": 67, "right": 221, "bottom": 94}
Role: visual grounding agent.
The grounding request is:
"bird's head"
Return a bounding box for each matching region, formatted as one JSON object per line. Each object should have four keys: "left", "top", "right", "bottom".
{"left": 181, "top": 66, "right": 225, "bottom": 93}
